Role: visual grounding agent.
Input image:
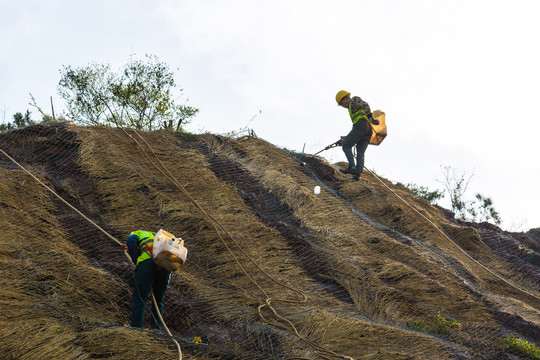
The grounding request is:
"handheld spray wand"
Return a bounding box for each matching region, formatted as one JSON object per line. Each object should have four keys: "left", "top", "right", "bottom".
{"left": 313, "top": 138, "right": 344, "bottom": 156}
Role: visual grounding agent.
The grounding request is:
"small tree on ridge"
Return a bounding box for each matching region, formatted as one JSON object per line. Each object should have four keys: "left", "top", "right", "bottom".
{"left": 58, "top": 54, "right": 198, "bottom": 131}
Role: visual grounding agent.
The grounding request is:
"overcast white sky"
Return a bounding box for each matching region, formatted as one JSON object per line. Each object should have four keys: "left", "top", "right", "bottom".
{"left": 1, "top": 0, "right": 539, "bottom": 231}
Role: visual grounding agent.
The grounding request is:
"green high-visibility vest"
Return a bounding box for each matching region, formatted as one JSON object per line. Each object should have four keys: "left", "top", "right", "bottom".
{"left": 131, "top": 230, "right": 155, "bottom": 265}
{"left": 349, "top": 102, "right": 369, "bottom": 125}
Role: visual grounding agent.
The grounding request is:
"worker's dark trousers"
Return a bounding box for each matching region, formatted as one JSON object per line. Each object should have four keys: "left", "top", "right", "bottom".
{"left": 342, "top": 120, "right": 371, "bottom": 178}
{"left": 131, "top": 259, "right": 171, "bottom": 328}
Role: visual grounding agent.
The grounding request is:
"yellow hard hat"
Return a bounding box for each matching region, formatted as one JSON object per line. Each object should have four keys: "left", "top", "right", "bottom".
{"left": 335, "top": 90, "right": 350, "bottom": 105}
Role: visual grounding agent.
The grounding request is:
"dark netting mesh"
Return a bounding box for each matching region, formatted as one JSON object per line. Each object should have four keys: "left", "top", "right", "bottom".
{"left": 1, "top": 122, "right": 539, "bottom": 360}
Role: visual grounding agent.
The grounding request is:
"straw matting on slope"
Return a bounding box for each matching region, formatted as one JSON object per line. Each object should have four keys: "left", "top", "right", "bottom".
{"left": 2, "top": 123, "right": 539, "bottom": 359}
{"left": 176, "top": 134, "right": 492, "bottom": 356}
{"left": 72, "top": 127, "right": 466, "bottom": 358}
{"left": 337, "top": 169, "right": 540, "bottom": 304}
{"left": 224, "top": 137, "right": 488, "bottom": 314}
{"left": 215, "top": 136, "right": 540, "bottom": 354}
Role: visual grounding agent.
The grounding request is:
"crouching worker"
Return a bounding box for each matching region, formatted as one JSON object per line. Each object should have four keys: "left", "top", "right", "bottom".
{"left": 125, "top": 230, "right": 171, "bottom": 329}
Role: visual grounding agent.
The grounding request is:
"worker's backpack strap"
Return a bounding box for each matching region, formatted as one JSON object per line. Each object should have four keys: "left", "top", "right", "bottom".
{"left": 140, "top": 237, "right": 153, "bottom": 255}
{"left": 140, "top": 247, "right": 152, "bottom": 261}
{"left": 365, "top": 120, "right": 372, "bottom": 140}
{"left": 139, "top": 237, "right": 153, "bottom": 249}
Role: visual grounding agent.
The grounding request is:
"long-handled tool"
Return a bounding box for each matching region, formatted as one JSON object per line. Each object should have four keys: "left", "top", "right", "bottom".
{"left": 313, "top": 138, "right": 344, "bottom": 156}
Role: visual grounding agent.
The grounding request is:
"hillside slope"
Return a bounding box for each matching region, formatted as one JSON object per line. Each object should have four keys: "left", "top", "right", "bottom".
{"left": 1, "top": 123, "right": 539, "bottom": 359}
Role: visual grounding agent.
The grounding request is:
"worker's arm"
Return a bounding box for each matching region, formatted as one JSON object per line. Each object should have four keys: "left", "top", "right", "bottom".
{"left": 126, "top": 234, "right": 140, "bottom": 265}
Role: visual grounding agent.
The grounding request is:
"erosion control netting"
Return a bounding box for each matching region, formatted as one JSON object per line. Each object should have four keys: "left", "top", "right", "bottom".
{"left": 0, "top": 122, "right": 539, "bottom": 360}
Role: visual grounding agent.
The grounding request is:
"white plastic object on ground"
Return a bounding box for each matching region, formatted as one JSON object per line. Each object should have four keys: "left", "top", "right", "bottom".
{"left": 314, "top": 186, "right": 321, "bottom": 195}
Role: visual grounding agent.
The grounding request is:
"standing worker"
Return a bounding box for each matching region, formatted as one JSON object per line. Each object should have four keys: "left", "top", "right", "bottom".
{"left": 123, "top": 230, "right": 171, "bottom": 329}
{"left": 335, "top": 90, "right": 379, "bottom": 180}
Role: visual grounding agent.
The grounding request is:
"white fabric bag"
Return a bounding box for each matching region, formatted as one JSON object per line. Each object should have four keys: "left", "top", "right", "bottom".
{"left": 153, "top": 229, "right": 188, "bottom": 271}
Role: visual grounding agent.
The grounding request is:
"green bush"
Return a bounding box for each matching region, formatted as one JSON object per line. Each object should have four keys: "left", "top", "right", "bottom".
{"left": 408, "top": 320, "right": 427, "bottom": 332}
{"left": 0, "top": 110, "right": 34, "bottom": 132}
{"left": 57, "top": 54, "right": 198, "bottom": 131}
{"left": 405, "top": 183, "right": 444, "bottom": 203}
{"left": 407, "top": 311, "right": 462, "bottom": 337}
{"left": 434, "top": 311, "right": 462, "bottom": 336}
{"left": 502, "top": 334, "right": 540, "bottom": 359}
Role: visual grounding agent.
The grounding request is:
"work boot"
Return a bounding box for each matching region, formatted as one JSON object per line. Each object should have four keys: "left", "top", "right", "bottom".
{"left": 340, "top": 165, "right": 357, "bottom": 175}
{"left": 353, "top": 176, "right": 360, "bottom": 181}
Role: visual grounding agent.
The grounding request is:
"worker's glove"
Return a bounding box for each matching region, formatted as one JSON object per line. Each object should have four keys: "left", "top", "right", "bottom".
{"left": 336, "top": 139, "right": 344, "bottom": 146}
{"left": 369, "top": 115, "right": 379, "bottom": 125}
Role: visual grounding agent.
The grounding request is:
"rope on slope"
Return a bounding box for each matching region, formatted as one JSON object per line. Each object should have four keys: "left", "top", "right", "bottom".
{"left": 364, "top": 167, "right": 540, "bottom": 305}
{"left": 1, "top": 125, "right": 339, "bottom": 359}
{"left": 0, "top": 147, "right": 183, "bottom": 360}
{"left": 0, "top": 127, "right": 353, "bottom": 360}
{"left": 121, "top": 128, "right": 355, "bottom": 360}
